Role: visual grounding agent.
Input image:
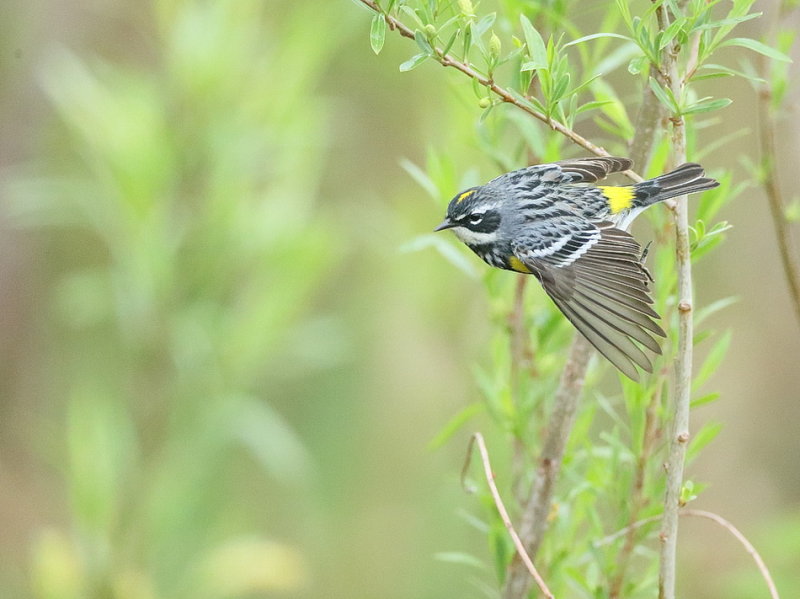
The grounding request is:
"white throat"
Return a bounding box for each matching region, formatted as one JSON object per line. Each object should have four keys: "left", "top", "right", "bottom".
{"left": 451, "top": 227, "right": 499, "bottom": 245}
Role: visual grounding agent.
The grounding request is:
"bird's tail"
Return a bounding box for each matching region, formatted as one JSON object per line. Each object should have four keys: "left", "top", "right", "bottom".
{"left": 635, "top": 163, "right": 719, "bottom": 207}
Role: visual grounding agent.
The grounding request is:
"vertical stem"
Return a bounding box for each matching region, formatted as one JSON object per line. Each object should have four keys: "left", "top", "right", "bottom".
{"left": 503, "top": 334, "right": 593, "bottom": 599}
{"left": 609, "top": 382, "right": 662, "bottom": 598}
{"left": 656, "top": 6, "right": 692, "bottom": 599}
{"left": 628, "top": 70, "right": 665, "bottom": 173}
{"left": 757, "top": 65, "right": 800, "bottom": 327}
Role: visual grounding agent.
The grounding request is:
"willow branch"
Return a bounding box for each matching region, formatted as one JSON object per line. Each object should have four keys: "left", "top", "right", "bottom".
{"left": 757, "top": 62, "right": 800, "bottom": 327}
{"left": 655, "top": 5, "right": 693, "bottom": 599}
{"left": 464, "top": 433, "right": 555, "bottom": 599}
{"left": 358, "top": 0, "right": 645, "bottom": 181}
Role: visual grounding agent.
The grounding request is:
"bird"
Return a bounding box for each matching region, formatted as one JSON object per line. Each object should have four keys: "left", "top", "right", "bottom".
{"left": 434, "top": 156, "right": 719, "bottom": 380}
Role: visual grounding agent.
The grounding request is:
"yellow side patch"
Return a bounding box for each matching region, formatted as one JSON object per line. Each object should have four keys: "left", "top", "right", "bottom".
{"left": 456, "top": 189, "right": 476, "bottom": 203}
{"left": 508, "top": 256, "right": 532, "bottom": 273}
{"left": 598, "top": 185, "right": 635, "bottom": 213}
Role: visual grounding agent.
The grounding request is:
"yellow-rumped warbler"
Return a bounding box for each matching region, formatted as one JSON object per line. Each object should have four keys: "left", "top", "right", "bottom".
{"left": 434, "top": 157, "right": 718, "bottom": 380}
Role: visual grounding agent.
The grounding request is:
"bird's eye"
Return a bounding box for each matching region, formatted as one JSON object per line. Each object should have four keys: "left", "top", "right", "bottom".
{"left": 469, "top": 213, "right": 484, "bottom": 225}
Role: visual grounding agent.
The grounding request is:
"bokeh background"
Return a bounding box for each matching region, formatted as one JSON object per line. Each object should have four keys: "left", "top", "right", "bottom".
{"left": 1, "top": 1, "right": 798, "bottom": 598}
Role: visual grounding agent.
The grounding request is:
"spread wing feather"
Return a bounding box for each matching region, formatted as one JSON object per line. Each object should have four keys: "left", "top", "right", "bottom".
{"left": 553, "top": 157, "right": 633, "bottom": 183}
{"left": 486, "top": 156, "right": 633, "bottom": 191}
{"left": 512, "top": 221, "right": 664, "bottom": 380}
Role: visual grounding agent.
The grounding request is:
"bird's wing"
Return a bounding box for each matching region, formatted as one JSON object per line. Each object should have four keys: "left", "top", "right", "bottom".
{"left": 553, "top": 156, "right": 633, "bottom": 182}
{"left": 486, "top": 157, "right": 633, "bottom": 193}
{"left": 512, "top": 219, "right": 664, "bottom": 380}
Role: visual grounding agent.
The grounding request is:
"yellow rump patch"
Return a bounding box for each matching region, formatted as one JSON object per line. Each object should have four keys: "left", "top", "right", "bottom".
{"left": 508, "top": 256, "right": 532, "bottom": 273}
{"left": 456, "top": 189, "right": 476, "bottom": 203}
{"left": 598, "top": 185, "right": 635, "bottom": 213}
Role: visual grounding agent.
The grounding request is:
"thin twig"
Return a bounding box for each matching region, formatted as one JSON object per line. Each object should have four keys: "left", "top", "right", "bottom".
{"left": 463, "top": 433, "right": 555, "bottom": 599}
{"left": 595, "top": 508, "right": 780, "bottom": 599}
{"left": 655, "top": 4, "right": 693, "bottom": 599}
{"left": 681, "top": 509, "right": 781, "bottom": 599}
{"left": 593, "top": 515, "right": 661, "bottom": 548}
{"left": 757, "top": 60, "right": 800, "bottom": 327}
{"left": 597, "top": 510, "right": 782, "bottom": 599}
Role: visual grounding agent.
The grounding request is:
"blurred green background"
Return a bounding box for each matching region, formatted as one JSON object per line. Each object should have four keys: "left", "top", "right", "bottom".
{"left": 1, "top": 0, "right": 798, "bottom": 597}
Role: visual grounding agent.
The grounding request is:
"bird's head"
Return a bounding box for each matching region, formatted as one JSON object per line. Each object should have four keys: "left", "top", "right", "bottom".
{"left": 434, "top": 186, "right": 502, "bottom": 245}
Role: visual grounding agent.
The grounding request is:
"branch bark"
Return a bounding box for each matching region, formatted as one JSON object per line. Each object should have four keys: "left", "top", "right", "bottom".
{"left": 655, "top": 5, "right": 693, "bottom": 599}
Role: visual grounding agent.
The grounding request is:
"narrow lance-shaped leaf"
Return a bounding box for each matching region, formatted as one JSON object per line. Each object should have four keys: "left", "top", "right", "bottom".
{"left": 520, "top": 15, "right": 548, "bottom": 71}
{"left": 399, "top": 53, "right": 429, "bottom": 72}
{"left": 648, "top": 77, "right": 680, "bottom": 113}
{"left": 370, "top": 13, "right": 386, "bottom": 55}
{"left": 681, "top": 97, "right": 732, "bottom": 115}
{"left": 563, "top": 32, "right": 633, "bottom": 48}
{"left": 414, "top": 30, "right": 434, "bottom": 55}
{"left": 719, "top": 37, "right": 793, "bottom": 62}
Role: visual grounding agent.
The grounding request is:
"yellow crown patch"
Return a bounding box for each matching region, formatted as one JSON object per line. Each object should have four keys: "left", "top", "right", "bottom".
{"left": 456, "top": 189, "right": 476, "bottom": 203}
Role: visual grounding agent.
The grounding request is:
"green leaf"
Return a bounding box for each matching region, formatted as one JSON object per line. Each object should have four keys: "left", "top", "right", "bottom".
{"left": 520, "top": 15, "right": 548, "bottom": 70}
{"left": 687, "top": 423, "right": 723, "bottom": 462}
{"left": 695, "top": 296, "right": 737, "bottom": 327}
{"left": 658, "top": 16, "right": 686, "bottom": 50}
{"left": 474, "top": 12, "right": 496, "bottom": 36}
{"left": 575, "top": 100, "right": 612, "bottom": 115}
{"left": 399, "top": 234, "right": 479, "bottom": 278}
{"left": 720, "top": 37, "right": 793, "bottom": 63}
{"left": 694, "top": 330, "right": 732, "bottom": 389}
{"left": 694, "top": 63, "right": 766, "bottom": 85}
{"left": 690, "top": 392, "right": 721, "bottom": 409}
{"left": 681, "top": 97, "right": 732, "bottom": 115}
{"left": 370, "top": 14, "right": 387, "bottom": 55}
{"left": 691, "top": 13, "right": 761, "bottom": 32}
{"left": 648, "top": 77, "right": 679, "bottom": 113}
{"left": 399, "top": 158, "right": 439, "bottom": 200}
{"left": 428, "top": 403, "right": 484, "bottom": 450}
{"left": 442, "top": 30, "right": 459, "bottom": 55}
{"left": 786, "top": 200, "right": 800, "bottom": 223}
{"left": 399, "top": 52, "right": 429, "bottom": 71}
{"left": 563, "top": 32, "right": 632, "bottom": 48}
{"left": 627, "top": 54, "right": 648, "bottom": 75}
{"left": 594, "top": 42, "right": 642, "bottom": 75}
{"left": 399, "top": 5, "right": 424, "bottom": 28}
{"left": 433, "top": 552, "right": 487, "bottom": 570}
{"left": 592, "top": 79, "right": 634, "bottom": 139}
{"left": 414, "top": 30, "right": 434, "bottom": 55}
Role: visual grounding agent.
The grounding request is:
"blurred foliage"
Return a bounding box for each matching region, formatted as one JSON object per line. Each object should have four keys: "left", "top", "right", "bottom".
{"left": 6, "top": 1, "right": 343, "bottom": 597}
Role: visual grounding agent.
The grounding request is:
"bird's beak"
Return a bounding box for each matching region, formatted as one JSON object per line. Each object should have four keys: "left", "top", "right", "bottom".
{"left": 434, "top": 219, "right": 456, "bottom": 232}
